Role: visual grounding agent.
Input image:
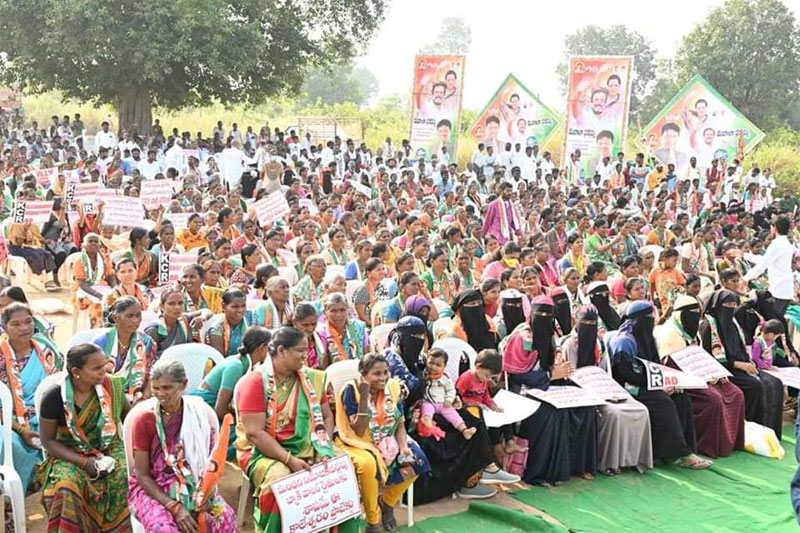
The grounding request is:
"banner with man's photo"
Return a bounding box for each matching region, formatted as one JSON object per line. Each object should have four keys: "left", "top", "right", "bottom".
{"left": 408, "top": 55, "right": 466, "bottom": 162}
{"left": 563, "top": 55, "right": 634, "bottom": 179}
{"left": 640, "top": 74, "right": 765, "bottom": 174}
{"left": 468, "top": 73, "right": 559, "bottom": 154}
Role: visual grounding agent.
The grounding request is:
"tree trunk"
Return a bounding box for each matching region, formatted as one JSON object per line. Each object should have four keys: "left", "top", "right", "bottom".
{"left": 117, "top": 87, "right": 152, "bottom": 138}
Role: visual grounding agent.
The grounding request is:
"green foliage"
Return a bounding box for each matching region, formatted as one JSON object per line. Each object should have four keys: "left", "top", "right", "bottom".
{"left": 676, "top": 0, "right": 800, "bottom": 130}
{"left": 299, "top": 66, "right": 379, "bottom": 107}
{"left": 637, "top": 59, "right": 685, "bottom": 126}
{"left": 556, "top": 25, "right": 656, "bottom": 115}
{"left": 750, "top": 128, "right": 800, "bottom": 194}
{"left": 0, "top": 0, "right": 387, "bottom": 110}
{"left": 420, "top": 17, "right": 472, "bottom": 55}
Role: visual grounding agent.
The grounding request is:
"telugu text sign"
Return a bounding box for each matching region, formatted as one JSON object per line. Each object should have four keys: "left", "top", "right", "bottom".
{"left": 271, "top": 454, "right": 361, "bottom": 533}
{"left": 101, "top": 197, "right": 145, "bottom": 228}
{"left": 639, "top": 358, "right": 708, "bottom": 391}
{"left": 564, "top": 56, "right": 633, "bottom": 179}
{"left": 164, "top": 212, "right": 192, "bottom": 230}
{"left": 253, "top": 191, "right": 290, "bottom": 226}
{"left": 525, "top": 385, "right": 606, "bottom": 409}
{"left": 409, "top": 55, "right": 465, "bottom": 161}
{"left": 12, "top": 200, "right": 54, "bottom": 224}
{"left": 571, "top": 366, "right": 632, "bottom": 402}
{"left": 140, "top": 180, "right": 175, "bottom": 210}
{"left": 668, "top": 346, "right": 731, "bottom": 383}
{"left": 158, "top": 252, "right": 198, "bottom": 284}
{"left": 764, "top": 367, "right": 800, "bottom": 390}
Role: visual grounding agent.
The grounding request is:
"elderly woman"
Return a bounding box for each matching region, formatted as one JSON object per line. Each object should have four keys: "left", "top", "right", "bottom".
{"left": 120, "top": 227, "right": 157, "bottom": 287}
{"left": 128, "top": 360, "right": 236, "bottom": 532}
{"left": 293, "top": 254, "right": 327, "bottom": 305}
{"left": 335, "top": 354, "right": 431, "bottom": 532}
{"left": 234, "top": 327, "right": 351, "bottom": 531}
{"left": 352, "top": 257, "right": 386, "bottom": 326}
{"left": 258, "top": 277, "right": 292, "bottom": 329}
{"left": 180, "top": 263, "right": 224, "bottom": 315}
{"left": 39, "top": 343, "right": 130, "bottom": 531}
{"left": 8, "top": 219, "right": 58, "bottom": 290}
{"left": 102, "top": 257, "right": 152, "bottom": 325}
{"left": 316, "top": 292, "right": 369, "bottom": 366}
{"left": 92, "top": 296, "right": 158, "bottom": 403}
{"left": 0, "top": 303, "right": 63, "bottom": 490}
{"left": 144, "top": 287, "right": 211, "bottom": 356}
{"left": 251, "top": 264, "right": 280, "bottom": 300}
{"left": 206, "top": 288, "right": 258, "bottom": 356}
{"left": 72, "top": 232, "right": 115, "bottom": 328}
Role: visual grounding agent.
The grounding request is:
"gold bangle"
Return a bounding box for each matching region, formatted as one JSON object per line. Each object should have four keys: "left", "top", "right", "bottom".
{"left": 283, "top": 450, "right": 291, "bottom": 465}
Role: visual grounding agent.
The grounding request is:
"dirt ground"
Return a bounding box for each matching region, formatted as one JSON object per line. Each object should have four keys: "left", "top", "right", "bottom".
{"left": 19, "top": 281, "right": 556, "bottom": 532}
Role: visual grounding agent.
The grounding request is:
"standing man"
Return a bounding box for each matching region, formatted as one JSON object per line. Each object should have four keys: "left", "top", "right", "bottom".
{"left": 744, "top": 216, "right": 795, "bottom": 314}
{"left": 481, "top": 182, "right": 521, "bottom": 244}
{"left": 94, "top": 121, "right": 117, "bottom": 152}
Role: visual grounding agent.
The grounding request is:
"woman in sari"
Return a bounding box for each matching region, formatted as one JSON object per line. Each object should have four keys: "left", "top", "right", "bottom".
{"left": 324, "top": 226, "right": 350, "bottom": 266}
{"left": 73, "top": 232, "right": 116, "bottom": 329}
{"left": 229, "top": 243, "right": 261, "bottom": 286}
{"left": 315, "top": 292, "right": 369, "bottom": 366}
{"left": 655, "top": 295, "right": 745, "bottom": 458}
{"left": 151, "top": 223, "right": 184, "bottom": 261}
{"left": 262, "top": 229, "right": 287, "bottom": 268}
{"left": 180, "top": 263, "right": 225, "bottom": 315}
{"left": 501, "top": 295, "right": 598, "bottom": 485}
{"left": 380, "top": 272, "right": 427, "bottom": 325}
{"left": 206, "top": 288, "right": 257, "bottom": 356}
{"left": 0, "top": 303, "right": 63, "bottom": 490}
{"left": 0, "top": 286, "right": 56, "bottom": 340}
{"left": 129, "top": 360, "right": 236, "bottom": 532}
{"left": 216, "top": 207, "right": 241, "bottom": 242}
{"left": 251, "top": 264, "right": 280, "bottom": 301}
{"left": 352, "top": 257, "right": 386, "bottom": 326}
{"left": 177, "top": 214, "right": 207, "bottom": 251}
{"left": 562, "top": 306, "right": 653, "bottom": 474}
{"left": 103, "top": 258, "right": 152, "bottom": 325}
{"left": 335, "top": 354, "right": 431, "bottom": 532}
{"left": 120, "top": 227, "right": 157, "bottom": 287}
{"left": 144, "top": 288, "right": 211, "bottom": 356}
{"left": 290, "top": 304, "right": 324, "bottom": 369}
{"left": 558, "top": 234, "right": 587, "bottom": 278}
{"left": 293, "top": 254, "right": 326, "bottom": 305}
{"left": 258, "top": 277, "right": 293, "bottom": 329}
{"left": 234, "top": 327, "right": 351, "bottom": 532}
{"left": 420, "top": 248, "right": 455, "bottom": 303}
{"left": 191, "top": 327, "right": 271, "bottom": 459}
{"left": 8, "top": 219, "right": 58, "bottom": 290}
{"left": 39, "top": 343, "right": 130, "bottom": 531}
{"left": 92, "top": 296, "right": 158, "bottom": 403}
{"left": 533, "top": 242, "right": 560, "bottom": 290}
{"left": 232, "top": 218, "right": 263, "bottom": 254}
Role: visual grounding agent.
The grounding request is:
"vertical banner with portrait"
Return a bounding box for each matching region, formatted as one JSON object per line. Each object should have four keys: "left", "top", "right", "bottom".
{"left": 409, "top": 55, "right": 466, "bottom": 162}
{"left": 639, "top": 75, "right": 764, "bottom": 175}
{"left": 468, "top": 73, "right": 559, "bottom": 154}
{"left": 564, "top": 56, "right": 634, "bottom": 180}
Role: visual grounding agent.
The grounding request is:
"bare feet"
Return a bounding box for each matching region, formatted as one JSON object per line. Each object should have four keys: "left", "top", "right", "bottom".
{"left": 461, "top": 426, "right": 477, "bottom": 440}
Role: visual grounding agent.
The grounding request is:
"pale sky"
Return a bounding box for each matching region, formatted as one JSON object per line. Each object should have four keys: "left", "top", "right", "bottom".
{"left": 358, "top": 0, "right": 800, "bottom": 110}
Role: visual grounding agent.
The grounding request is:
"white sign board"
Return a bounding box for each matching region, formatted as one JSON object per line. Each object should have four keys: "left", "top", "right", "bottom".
{"left": 482, "top": 389, "right": 540, "bottom": 427}
{"left": 12, "top": 200, "right": 53, "bottom": 224}
{"left": 571, "top": 366, "right": 632, "bottom": 402}
{"left": 347, "top": 180, "right": 372, "bottom": 199}
{"left": 639, "top": 358, "right": 708, "bottom": 390}
{"left": 164, "top": 212, "right": 192, "bottom": 230}
{"left": 668, "top": 346, "right": 731, "bottom": 383}
{"left": 253, "top": 191, "right": 290, "bottom": 226}
{"left": 140, "top": 180, "right": 175, "bottom": 209}
{"left": 271, "top": 454, "right": 361, "bottom": 533}
{"left": 525, "top": 385, "right": 606, "bottom": 409}
{"left": 101, "top": 197, "right": 145, "bottom": 228}
{"left": 764, "top": 367, "right": 800, "bottom": 390}
{"left": 158, "top": 252, "right": 198, "bottom": 284}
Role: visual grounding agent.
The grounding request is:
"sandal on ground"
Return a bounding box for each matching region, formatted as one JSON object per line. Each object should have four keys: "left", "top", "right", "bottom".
{"left": 378, "top": 497, "right": 397, "bottom": 532}
{"left": 365, "top": 524, "right": 381, "bottom": 533}
{"left": 675, "top": 454, "right": 712, "bottom": 469}
{"left": 44, "top": 280, "right": 59, "bottom": 291}
{"left": 577, "top": 472, "right": 595, "bottom": 480}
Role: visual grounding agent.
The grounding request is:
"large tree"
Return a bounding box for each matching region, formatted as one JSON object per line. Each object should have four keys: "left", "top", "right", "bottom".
{"left": 300, "top": 65, "right": 378, "bottom": 107}
{"left": 0, "top": 0, "right": 387, "bottom": 135}
{"left": 676, "top": 0, "right": 800, "bottom": 129}
{"left": 420, "top": 17, "right": 472, "bottom": 55}
{"left": 557, "top": 25, "right": 656, "bottom": 116}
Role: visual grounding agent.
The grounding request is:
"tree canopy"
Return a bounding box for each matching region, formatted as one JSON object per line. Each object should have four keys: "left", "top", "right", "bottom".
{"left": 420, "top": 17, "right": 472, "bottom": 55}
{"left": 557, "top": 25, "right": 656, "bottom": 116}
{"left": 676, "top": 0, "right": 800, "bottom": 130}
{"left": 0, "top": 0, "right": 387, "bottom": 134}
{"left": 300, "top": 66, "right": 378, "bottom": 107}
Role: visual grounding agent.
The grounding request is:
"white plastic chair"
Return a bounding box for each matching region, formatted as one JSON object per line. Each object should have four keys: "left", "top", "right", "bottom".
{"left": 68, "top": 327, "right": 109, "bottom": 350}
{"left": 160, "top": 343, "right": 224, "bottom": 391}
{"left": 232, "top": 378, "right": 251, "bottom": 528}
{"left": 0, "top": 381, "right": 27, "bottom": 533}
{"left": 246, "top": 298, "right": 268, "bottom": 311}
{"left": 432, "top": 338, "right": 478, "bottom": 382}
{"left": 324, "top": 360, "right": 416, "bottom": 526}
{"left": 140, "top": 309, "right": 159, "bottom": 326}
{"left": 199, "top": 318, "right": 216, "bottom": 344}
{"left": 369, "top": 323, "right": 395, "bottom": 354}
{"left": 345, "top": 280, "right": 360, "bottom": 302}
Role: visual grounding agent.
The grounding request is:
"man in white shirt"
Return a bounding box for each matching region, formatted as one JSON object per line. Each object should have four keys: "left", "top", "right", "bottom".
{"left": 519, "top": 145, "right": 537, "bottom": 183}
{"left": 744, "top": 216, "right": 796, "bottom": 311}
{"left": 138, "top": 149, "right": 163, "bottom": 180}
{"left": 219, "top": 139, "right": 254, "bottom": 189}
{"left": 94, "top": 121, "right": 117, "bottom": 152}
{"left": 164, "top": 138, "right": 184, "bottom": 174}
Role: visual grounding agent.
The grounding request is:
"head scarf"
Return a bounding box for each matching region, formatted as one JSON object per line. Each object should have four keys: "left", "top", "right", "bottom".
{"left": 607, "top": 331, "right": 639, "bottom": 366}
{"left": 586, "top": 281, "right": 621, "bottom": 331}
{"left": 550, "top": 287, "right": 573, "bottom": 335}
{"left": 404, "top": 295, "right": 431, "bottom": 321}
{"left": 707, "top": 289, "right": 748, "bottom": 362}
{"left": 451, "top": 289, "right": 495, "bottom": 351}
{"left": 673, "top": 295, "right": 701, "bottom": 339}
{"left": 394, "top": 316, "right": 426, "bottom": 374}
{"left": 529, "top": 295, "right": 556, "bottom": 370}
{"left": 619, "top": 300, "right": 659, "bottom": 362}
{"left": 575, "top": 305, "right": 600, "bottom": 367}
{"left": 500, "top": 289, "right": 526, "bottom": 335}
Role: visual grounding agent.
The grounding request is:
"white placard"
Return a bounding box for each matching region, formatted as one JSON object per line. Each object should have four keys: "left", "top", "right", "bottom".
{"left": 271, "top": 454, "right": 361, "bottom": 533}
{"left": 158, "top": 252, "right": 198, "bottom": 284}
{"left": 164, "top": 212, "right": 192, "bottom": 230}
{"left": 140, "top": 180, "right": 175, "bottom": 209}
{"left": 571, "top": 366, "right": 632, "bottom": 402}
{"left": 639, "top": 358, "right": 708, "bottom": 390}
{"left": 668, "top": 346, "right": 732, "bottom": 383}
{"left": 63, "top": 169, "right": 81, "bottom": 184}
{"left": 66, "top": 182, "right": 101, "bottom": 209}
{"left": 764, "top": 367, "right": 800, "bottom": 390}
{"left": 299, "top": 198, "right": 318, "bottom": 215}
{"left": 481, "top": 389, "right": 540, "bottom": 427}
{"left": 34, "top": 167, "right": 56, "bottom": 187}
{"left": 12, "top": 200, "right": 53, "bottom": 224}
{"left": 253, "top": 190, "right": 290, "bottom": 226}
{"left": 101, "top": 197, "right": 145, "bottom": 228}
{"left": 347, "top": 179, "right": 372, "bottom": 199}
{"left": 525, "top": 385, "right": 606, "bottom": 409}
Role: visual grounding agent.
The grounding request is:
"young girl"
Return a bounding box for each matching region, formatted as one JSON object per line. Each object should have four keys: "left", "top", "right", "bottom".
{"left": 456, "top": 349, "right": 526, "bottom": 455}
{"left": 421, "top": 348, "right": 476, "bottom": 440}
{"left": 752, "top": 319, "right": 784, "bottom": 370}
